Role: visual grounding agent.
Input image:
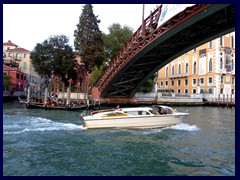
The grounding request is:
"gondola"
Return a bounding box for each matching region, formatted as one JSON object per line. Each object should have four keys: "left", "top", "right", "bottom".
{"left": 26, "top": 103, "right": 88, "bottom": 111}
{"left": 18, "top": 97, "right": 109, "bottom": 111}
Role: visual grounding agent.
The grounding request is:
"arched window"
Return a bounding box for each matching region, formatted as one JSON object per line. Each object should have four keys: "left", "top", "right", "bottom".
{"left": 185, "top": 63, "right": 188, "bottom": 73}
{"left": 166, "top": 67, "right": 168, "bottom": 77}
{"left": 23, "top": 62, "right": 27, "bottom": 71}
{"left": 178, "top": 64, "right": 181, "bottom": 74}
{"left": 220, "top": 36, "right": 223, "bottom": 46}
{"left": 220, "top": 76, "right": 224, "bottom": 84}
{"left": 172, "top": 66, "right": 174, "bottom": 75}
{"left": 231, "top": 35, "right": 234, "bottom": 48}
{"left": 193, "top": 62, "right": 197, "bottom": 74}
{"left": 209, "top": 58, "right": 212, "bottom": 72}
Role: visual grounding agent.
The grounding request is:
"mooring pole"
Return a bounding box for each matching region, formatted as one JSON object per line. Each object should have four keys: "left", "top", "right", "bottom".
{"left": 27, "top": 87, "right": 31, "bottom": 103}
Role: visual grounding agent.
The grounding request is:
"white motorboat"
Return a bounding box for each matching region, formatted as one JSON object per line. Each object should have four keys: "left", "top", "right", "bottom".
{"left": 82, "top": 105, "right": 189, "bottom": 129}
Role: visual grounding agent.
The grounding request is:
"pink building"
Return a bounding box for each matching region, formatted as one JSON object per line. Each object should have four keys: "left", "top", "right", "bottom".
{"left": 3, "top": 64, "right": 28, "bottom": 92}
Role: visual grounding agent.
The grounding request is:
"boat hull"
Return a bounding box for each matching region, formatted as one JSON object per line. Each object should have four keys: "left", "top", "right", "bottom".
{"left": 84, "top": 114, "right": 188, "bottom": 129}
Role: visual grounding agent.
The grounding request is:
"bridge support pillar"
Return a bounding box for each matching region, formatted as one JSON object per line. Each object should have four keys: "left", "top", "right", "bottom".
{"left": 91, "top": 87, "right": 101, "bottom": 100}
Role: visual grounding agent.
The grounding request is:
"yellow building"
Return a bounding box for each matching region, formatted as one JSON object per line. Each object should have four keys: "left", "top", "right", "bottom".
{"left": 3, "top": 40, "right": 43, "bottom": 88}
{"left": 157, "top": 32, "right": 235, "bottom": 99}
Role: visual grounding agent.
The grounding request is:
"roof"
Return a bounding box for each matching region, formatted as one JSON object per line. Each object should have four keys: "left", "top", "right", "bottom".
{"left": 7, "top": 48, "right": 30, "bottom": 53}
{"left": 3, "top": 40, "right": 18, "bottom": 47}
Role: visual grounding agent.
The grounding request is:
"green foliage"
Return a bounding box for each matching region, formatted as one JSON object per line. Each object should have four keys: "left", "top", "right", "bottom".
{"left": 104, "top": 23, "right": 133, "bottom": 61}
{"left": 138, "top": 78, "right": 155, "bottom": 93}
{"left": 3, "top": 74, "right": 12, "bottom": 90}
{"left": 74, "top": 4, "right": 105, "bottom": 72}
{"left": 89, "top": 64, "right": 107, "bottom": 87}
{"left": 31, "top": 35, "right": 77, "bottom": 87}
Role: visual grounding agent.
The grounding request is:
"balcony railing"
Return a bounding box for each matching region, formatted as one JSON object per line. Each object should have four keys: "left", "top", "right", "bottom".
{"left": 169, "top": 73, "right": 188, "bottom": 78}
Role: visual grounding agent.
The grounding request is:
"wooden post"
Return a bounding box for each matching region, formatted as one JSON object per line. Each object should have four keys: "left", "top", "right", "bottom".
{"left": 44, "top": 88, "right": 48, "bottom": 106}
{"left": 27, "top": 87, "right": 31, "bottom": 103}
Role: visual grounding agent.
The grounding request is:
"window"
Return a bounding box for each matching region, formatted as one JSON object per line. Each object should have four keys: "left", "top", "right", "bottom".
{"left": 16, "top": 53, "right": 20, "bottom": 60}
{"left": 208, "top": 77, "right": 212, "bottom": 84}
{"left": 21, "top": 74, "right": 23, "bottom": 80}
{"left": 220, "top": 76, "right": 224, "bottom": 84}
{"left": 200, "top": 89, "right": 204, "bottom": 93}
{"left": 232, "top": 77, "right": 235, "bottom": 85}
{"left": 165, "top": 81, "right": 168, "bottom": 86}
{"left": 232, "top": 89, "right": 234, "bottom": 95}
{"left": 185, "top": 79, "right": 188, "bottom": 86}
{"left": 231, "top": 60, "right": 234, "bottom": 71}
{"left": 185, "top": 63, "right": 188, "bottom": 73}
{"left": 193, "top": 62, "right": 197, "bottom": 74}
{"left": 193, "top": 79, "right": 196, "bottom": 85}
{"left": 172, "top": 66, "right": 174, "bottom": 75}
{"left": 166, "top": 67, "right": 168, "bottom": 77}
{"left": 178, "top": 64, "right": 181, "bottom": 74}
{"left": 24, "top": 54, "right": 27, "bottom": 58}
{"left": 171, "top": 80, "right": 174, "bottom": 86}
{"left": 220, "top": 88, "right": 223, "bottom": 94}
{"left": 23, "top": 62, "right": 27, "bottom": 71}
{"left": 178, "top": 89, "right": 181, "bottom": 93}
{"left": 220, "top": 58, "right": 223, "bottom": 69}
{"left": 185, "top": 89, "right": 188, "bottom": 93}
{"left": 231, "top": 35, "right": 234, "bottom": 48}
{"left": 209, "top": 58, "right": 212, "bottom": 72}
{"left": 178, "top": 80, "right": 181, "bottom": 86}
{"left": 209, "top": 41, "right": 212, "bottom": 48}
{"left": 220, "top": 36, "right": 223, "bottom": 46}
{"left": 200, "top": 78, "right": 204, "bottom": 84}
{"left": 193, "top": 89, "right": 196, "bottom": 93}
{"left": 160, "top": 81, "right": 163, "bottom": 86}
{"left": 16, "top": 73, "right": 19, "bottom": 79}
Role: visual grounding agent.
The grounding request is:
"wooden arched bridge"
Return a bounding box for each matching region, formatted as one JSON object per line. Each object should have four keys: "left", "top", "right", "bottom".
{"left": 91, "top": 4, "right": 235, "bottom": 101}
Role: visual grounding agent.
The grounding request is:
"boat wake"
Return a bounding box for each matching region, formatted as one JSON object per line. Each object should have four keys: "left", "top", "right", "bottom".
{"left": 3, "top": 117, "right": 85, "bottom": 135}
{"left": 138, "top": 123, "right": 199, "bottom": 135}
{"left": 163, "top": 123, "right": 200, "bottom": 131}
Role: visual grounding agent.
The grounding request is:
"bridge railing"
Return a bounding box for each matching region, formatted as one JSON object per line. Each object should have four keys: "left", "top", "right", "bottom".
{"left": 94, "top": 4, "right": 212, "bottom": 94}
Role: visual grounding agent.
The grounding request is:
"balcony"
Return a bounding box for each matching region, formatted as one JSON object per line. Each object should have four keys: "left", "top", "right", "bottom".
{"left": 169, "top": 73, "right": 188, "bottom": 79}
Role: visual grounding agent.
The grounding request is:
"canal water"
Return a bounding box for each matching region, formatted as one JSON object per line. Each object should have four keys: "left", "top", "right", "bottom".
{"left": 3, "top": 101, "right": 235, "bottom": 176}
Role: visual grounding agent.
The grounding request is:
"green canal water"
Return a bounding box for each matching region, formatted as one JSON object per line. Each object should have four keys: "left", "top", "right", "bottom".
{"left": 3, "top": 101, "right": 235, "bottom": 176}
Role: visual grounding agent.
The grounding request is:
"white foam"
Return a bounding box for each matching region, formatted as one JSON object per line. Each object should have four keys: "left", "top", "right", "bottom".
{"left": 3, "top": 116, "right": 85, "bottom": 134}
{"left": 164, "top": 123, "right": 200, "bottom": 131}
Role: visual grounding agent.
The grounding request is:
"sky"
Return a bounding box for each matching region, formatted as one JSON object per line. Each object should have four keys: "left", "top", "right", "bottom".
{"left": 3, "top": 4, "right": 160, "bottom": 51}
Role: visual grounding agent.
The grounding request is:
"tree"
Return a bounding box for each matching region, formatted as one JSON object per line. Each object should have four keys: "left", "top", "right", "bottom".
{"left": 74, "top": 4, "right": 105, "bottom": 93}
{"left": 31, "top": 35, "right": 77, "bottom": 87}
{"left": 3, "top": 74, "right": 12, "bottom": 91}
{"left": 74, "top": 4, "right": 105, "bottom": 72}
{"left": 89, "top": 23, "right": 133, "bottom": 85}
{"left": 104, "top": 23, "right": 133, "bottom": 61}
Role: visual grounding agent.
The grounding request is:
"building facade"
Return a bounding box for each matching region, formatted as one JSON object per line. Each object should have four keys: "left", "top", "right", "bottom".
{"left": 3, "top": 40, "right": 43, "bottom": 89}
{"left": 157, "top": 32, "right": 235, "bottom": 99}
{"left": 3, "top": 64, "right": 28, "bottom": 92}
